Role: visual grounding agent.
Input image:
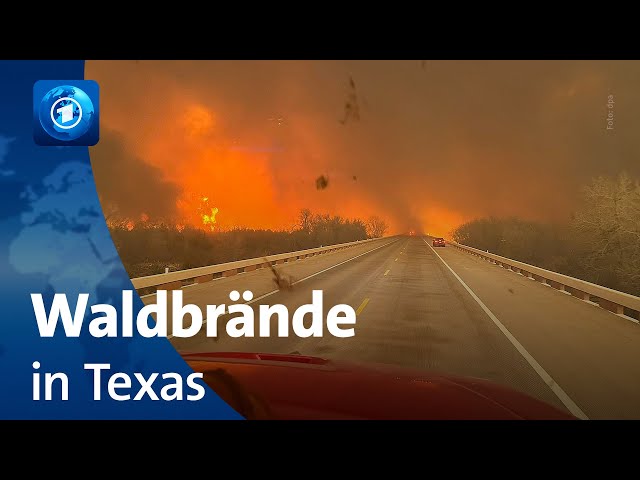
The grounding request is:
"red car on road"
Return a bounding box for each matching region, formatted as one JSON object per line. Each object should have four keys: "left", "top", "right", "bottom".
{"left": 433, "top": 237, "right": 446, "bottom": 247}
{"left": 184, "top": 352, "right": 575, "bottom": 420}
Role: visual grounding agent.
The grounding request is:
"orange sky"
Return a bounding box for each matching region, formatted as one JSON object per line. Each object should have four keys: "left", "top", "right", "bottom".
{"left": 87, "top": 60, "right": 640, "bottom": 237}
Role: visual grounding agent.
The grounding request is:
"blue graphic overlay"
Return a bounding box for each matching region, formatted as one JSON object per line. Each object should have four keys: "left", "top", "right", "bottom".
{"left": 33, "top": 80, "right": 99, "bottom": 146}
{"left": 0, "top": 60, "right": 241, "bottom": 419}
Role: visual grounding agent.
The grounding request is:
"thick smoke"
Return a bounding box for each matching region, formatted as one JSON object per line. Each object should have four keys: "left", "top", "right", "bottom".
{"left": 87, "top": 60, "right": 640, "bottom": 235}
{"left": 89, "top": 129, "right": 179, "bottom": 221}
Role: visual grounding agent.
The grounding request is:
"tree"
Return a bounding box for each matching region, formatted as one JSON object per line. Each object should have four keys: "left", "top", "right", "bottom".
{"left": 450, "top": 173, "right": 640, "bottom": 297}
{"left": 571, "top": 173, "right": 640, "bottom": 294}
{"left": 366, "top": 216, "right": 388, "bottom": 238}
{"left": 297, "top": 208, "right": 313, "bottom": 234}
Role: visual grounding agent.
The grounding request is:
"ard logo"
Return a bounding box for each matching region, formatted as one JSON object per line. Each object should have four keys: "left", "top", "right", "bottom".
{"left": 33, "top": 80, "right": 100, "bottom": 146}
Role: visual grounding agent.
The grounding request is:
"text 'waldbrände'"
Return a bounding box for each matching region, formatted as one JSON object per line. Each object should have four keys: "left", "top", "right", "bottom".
{"left": 31, "top": 290, "right": 357, "bottom": 339}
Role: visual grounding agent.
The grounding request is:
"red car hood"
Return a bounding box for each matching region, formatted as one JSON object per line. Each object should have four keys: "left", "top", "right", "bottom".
{"left": 183, "top": 352, "right": 575, "bottom": 420}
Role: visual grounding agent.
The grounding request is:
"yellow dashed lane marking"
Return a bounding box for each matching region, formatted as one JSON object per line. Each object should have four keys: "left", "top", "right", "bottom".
{"left": 384, "top": 269, "right": 390, "bottom": 276}
{"left": 356, "top": 298, "right": 370, "bottom": 316}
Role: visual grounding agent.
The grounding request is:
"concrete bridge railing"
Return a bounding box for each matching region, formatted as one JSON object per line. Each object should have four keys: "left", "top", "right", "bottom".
{"left": 131, "top": 236, "right": 396, "bottom": 295}
{"left": 450, "top": 241, "right": 640, "bottom": 323}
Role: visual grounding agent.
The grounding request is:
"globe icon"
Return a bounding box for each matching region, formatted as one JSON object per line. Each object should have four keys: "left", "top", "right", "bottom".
{"left": 39, "top": 85, "right": 95, "bottom": 141}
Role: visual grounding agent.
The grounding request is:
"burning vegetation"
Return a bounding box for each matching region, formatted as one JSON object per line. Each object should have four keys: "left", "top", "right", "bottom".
{"left": 109, "top": 208, "right": 388, "bottom": 278}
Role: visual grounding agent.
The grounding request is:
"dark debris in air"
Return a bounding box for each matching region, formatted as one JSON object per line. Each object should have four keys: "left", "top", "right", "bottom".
{"left": 340, "top": 75, "right": 361, "bottom": 125}
{"left": 508, "top": 288, "right": 514, "bottom": 294}
{"left": 265, "top": 259, "right": 295, "bottom": 291}
{"left": 316, "top": 175, "right": 329, "bottom": 190}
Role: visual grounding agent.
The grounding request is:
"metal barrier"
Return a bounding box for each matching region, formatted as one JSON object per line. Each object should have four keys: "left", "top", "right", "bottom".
{"left": 449, "top": 241, "right": 640, "bottom": 322}
{"left": 131, "top": 236, "right": 397, "bottom": 294}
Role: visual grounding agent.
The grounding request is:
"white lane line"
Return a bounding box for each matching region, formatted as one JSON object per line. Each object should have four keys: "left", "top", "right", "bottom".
{"left": 423, "top": 237, "right": 588, "bottom": 420}
{"left": 167, "top": 238, "right": 400, "bottom": 339}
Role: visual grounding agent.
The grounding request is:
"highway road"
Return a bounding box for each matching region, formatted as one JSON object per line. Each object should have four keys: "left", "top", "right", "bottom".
{"left": 142, "top": 236, "right": 640, "bottom": 419}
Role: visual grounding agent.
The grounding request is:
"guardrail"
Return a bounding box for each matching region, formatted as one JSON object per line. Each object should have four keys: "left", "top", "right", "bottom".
{"left": 131, "top": 236, "right": 396, "bottom": 295}
{"left": 449, "top": 240, "right": 640, "bottom": 323}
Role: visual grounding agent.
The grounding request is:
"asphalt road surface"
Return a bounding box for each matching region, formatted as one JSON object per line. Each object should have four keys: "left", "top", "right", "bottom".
{"left": 142, "top": 236, "right": 640, "bottom": 419}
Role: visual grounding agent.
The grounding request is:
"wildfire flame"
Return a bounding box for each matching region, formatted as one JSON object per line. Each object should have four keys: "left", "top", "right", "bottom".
{"left": 203, "top": 207, "right": 219, "bottom": 230}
